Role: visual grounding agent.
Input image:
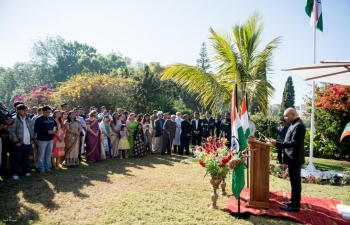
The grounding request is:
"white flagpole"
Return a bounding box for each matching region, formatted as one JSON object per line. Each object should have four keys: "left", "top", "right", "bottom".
{"left": 306, "top": 0, "right": 317, "bottom": 172}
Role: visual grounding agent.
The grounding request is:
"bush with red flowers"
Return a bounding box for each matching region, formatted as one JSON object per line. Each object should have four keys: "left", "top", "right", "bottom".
{"left": 184, "top": 137, "right": 245, "bottom": 177}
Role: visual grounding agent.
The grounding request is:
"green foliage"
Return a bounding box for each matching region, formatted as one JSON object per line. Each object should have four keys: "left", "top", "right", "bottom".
{"left": 250, "top": 111, "right": 279, "bottom": 139}
{"left": 280, "top": 76, "right": 295, "bottom": 115}
{"left": 303, "top": 109, "right": 350, "bottom": 159}
{"left": 154, "top": 96, "right": 174, "bottom": 113}
{"left": 303, "top": 83, "right": 350, "bottom": 159}
{"left": 173, "top": 99, "right": 193, "bottom": 117}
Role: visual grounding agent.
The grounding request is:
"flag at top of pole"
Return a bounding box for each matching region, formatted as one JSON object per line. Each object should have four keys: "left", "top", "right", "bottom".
{"left": 231, "top": 84, "right": 247, "bottom": 152}
{"left": 241, "top": 93, "right": 250, "bottom": 139}
{"left": 305, "top": 0, "right": 323, "bottom": 31}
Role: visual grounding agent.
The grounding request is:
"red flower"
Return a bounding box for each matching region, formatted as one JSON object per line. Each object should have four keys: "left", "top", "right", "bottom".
{"left": 199, "top": 160, "right": 205, "bottom": 167}
{"left": 221, "top": 155, "right": 232, "bottom": 165}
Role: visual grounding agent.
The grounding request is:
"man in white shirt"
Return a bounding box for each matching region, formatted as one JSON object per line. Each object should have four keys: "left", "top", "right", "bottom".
{"left": 98, "top": 106, "right": 112, "bottom": 121}
{"left": 8, "top": 104, "right": 35, "bottom": 180}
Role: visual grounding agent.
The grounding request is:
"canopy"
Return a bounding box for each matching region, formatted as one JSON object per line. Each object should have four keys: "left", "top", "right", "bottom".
{"left": 282, "top": 61, "right": 350, "bottom": 85}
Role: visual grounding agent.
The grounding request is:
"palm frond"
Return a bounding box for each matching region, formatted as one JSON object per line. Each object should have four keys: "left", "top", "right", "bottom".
{"left": 161, "top": 63, "right": 231, "bottom": 110}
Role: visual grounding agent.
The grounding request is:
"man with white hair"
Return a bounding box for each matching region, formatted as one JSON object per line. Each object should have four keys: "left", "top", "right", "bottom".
{"left": 161, "top": 114, "right": 176, "bottom": 155}
{"left": 173, "top": 112, "right": 183, "bottom": 154}
{"left": 267, "top": 107, "right": 306, "bottom": 212}
{"left": 153, "top": 111, "right": 164, "bottom": 153}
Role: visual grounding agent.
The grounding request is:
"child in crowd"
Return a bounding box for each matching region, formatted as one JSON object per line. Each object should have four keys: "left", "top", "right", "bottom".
{"left": 133, "top": 123, "right": 145, "bottom": 157}
{"left": 99, "top": 115, "right": 111, "bottom": 159}
{"left": 118, "top": 125, "right": 130, "bottom": 159}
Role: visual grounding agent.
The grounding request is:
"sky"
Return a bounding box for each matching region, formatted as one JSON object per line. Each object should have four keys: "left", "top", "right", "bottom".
{"left": 0, "top": 0, "right": 349, "bottom": 106}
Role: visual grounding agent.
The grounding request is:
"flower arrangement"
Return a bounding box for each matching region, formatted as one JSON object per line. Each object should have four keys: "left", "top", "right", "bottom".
{"left": 189, "top": 137, "right": 246, "bottom": 177}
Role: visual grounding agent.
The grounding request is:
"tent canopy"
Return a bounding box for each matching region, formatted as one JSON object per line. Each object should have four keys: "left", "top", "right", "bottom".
{"left": 282, "top": 61, "right": 350, "bottom": 85}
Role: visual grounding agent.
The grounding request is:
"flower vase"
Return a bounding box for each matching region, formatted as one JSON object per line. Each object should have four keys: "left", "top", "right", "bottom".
{"left": 209, "top": 175, "right": 222, "bottom": 209}
{"left": 219, "top": 172, "right": 228, "bottom": 196}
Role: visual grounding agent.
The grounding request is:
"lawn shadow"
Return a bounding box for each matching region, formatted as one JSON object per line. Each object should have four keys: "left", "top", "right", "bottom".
{"left": 0, "top": 153, "right": 189, "bottom": 224}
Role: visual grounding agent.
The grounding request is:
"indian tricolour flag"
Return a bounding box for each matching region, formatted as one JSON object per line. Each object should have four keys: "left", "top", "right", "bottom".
{"left": 241, "top": 93, "right": 250, "bottom": 139}
{"left": 340, "top": 122, "right": 350, "bottom": 142}
{"left": 231, "top": 84, "right": 248, "bottom": 152}
{"left": 305, "top": 0, "right": 323, "bottom": 31}
{"left": 231, "top": 84, "right": 247, "bottom": 200}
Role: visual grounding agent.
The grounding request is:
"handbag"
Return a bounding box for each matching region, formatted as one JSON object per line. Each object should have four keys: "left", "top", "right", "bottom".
{"left": 56, "top": 140, "right": 66, "bottom": 148}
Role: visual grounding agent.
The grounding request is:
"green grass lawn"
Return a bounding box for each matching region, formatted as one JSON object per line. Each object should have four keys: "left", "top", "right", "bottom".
{"left": 0, "top": 154, "right": 349, "bottom": 225}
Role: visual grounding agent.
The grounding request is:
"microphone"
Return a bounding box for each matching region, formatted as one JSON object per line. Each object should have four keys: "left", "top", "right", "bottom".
{"left": 257, "top": 131, "right": 268, "bottom": 140}
{"left": 262, "top": 126, "right": 276, "bottom": 135}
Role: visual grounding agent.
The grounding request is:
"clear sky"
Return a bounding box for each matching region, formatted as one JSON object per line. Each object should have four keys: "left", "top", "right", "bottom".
{"left": 0, "top": 0, "right": 349, "bottom": 106}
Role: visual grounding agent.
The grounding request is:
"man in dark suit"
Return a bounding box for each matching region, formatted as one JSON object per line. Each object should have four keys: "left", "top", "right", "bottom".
{"left": 202, "top": 111, "right": 215, "bottom": 140}
{"left": 220, "top": 112, "right": 231, "bottom": 147}
{"left": 276, "top": 119, "right": 289, "bottom": 164}
{"left": 214, "top": 114, "right": 221, "bottom": 139}
{"left": 179, "top": 114, "right": 192, "bottom": 155}
{"left": 154, "top": 112, "right": 164, "bottom": 153}
{"left": 268, "top": 108, "right": 306, "bottom": 212}
{"left": 161, "top": 115, "right": 176, "bottom": 155}
{"left": 191, "top": 112, "right": 202, "bottom": 147}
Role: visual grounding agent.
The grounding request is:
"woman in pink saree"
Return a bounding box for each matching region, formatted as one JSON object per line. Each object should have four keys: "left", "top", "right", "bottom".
{"left": 85, "top": 110, "right": 103, "bottom": 163}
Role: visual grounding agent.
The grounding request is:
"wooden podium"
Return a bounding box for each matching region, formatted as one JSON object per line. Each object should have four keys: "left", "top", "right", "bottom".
{"left": 246, "top": 136, "right": 271, "bottom": 209}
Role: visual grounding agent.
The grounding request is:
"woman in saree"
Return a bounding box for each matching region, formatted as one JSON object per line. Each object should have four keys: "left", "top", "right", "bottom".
{"left": 126, "top": 113, "right": 138, "bottom": 157}
{"left": 58, "top": 111, "right": 68, "bottom": 164}
{"left": 51, "top": 110, "right": 65, "bottom": 169}
{"left": 85, "top": 110, "right": 103, "bottom": 163}
{"left": 110, "top": 113, "right": 122, "bottom": 158}
{"left": 62, "top": 111, "right": 81, "bottom": 167}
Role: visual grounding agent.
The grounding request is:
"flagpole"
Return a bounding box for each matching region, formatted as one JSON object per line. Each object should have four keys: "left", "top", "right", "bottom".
{"left": 306, "top": 0, "right": 317, "bottom": 172}
{"left": 245, "top": 92, "right": 250, "bottom": 189}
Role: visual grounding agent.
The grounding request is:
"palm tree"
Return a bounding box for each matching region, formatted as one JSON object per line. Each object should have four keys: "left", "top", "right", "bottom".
{"left": 161, "top": 12, "right": 281, "bottom": 113}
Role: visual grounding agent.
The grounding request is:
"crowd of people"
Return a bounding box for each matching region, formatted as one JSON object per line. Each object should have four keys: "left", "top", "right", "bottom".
{"left": 0, "top": 102, "right": 257, "bottom": 181}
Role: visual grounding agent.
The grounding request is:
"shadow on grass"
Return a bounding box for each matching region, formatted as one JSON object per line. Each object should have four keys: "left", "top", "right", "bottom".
{"left": 311, "top": 161, "right": 350, "bottom": 172}
{"left": 0, "top": 153, "right": 186, "bottom": 224}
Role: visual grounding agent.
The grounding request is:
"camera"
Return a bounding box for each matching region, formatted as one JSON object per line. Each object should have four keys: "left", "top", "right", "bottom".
{"left": 0, "top": 103, "right": 14, "bottom": 125}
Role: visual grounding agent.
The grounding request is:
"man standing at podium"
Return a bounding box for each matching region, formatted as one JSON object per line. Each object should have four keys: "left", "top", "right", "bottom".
{"left": 267, "top": 108, "right": 306, "bottom": 212}
{"left": 276, "top": 119, "right": 289, "bottom": 164}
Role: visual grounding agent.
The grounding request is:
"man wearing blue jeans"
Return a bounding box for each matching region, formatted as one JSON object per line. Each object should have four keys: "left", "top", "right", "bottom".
{"left": 8, "top": 104, "right": 35, "bottom": 180}
{"left": 34, "top": 105, "right": 57, "bottom": 174}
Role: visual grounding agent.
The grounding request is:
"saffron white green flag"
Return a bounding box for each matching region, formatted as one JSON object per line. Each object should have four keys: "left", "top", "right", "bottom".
{"left": 241, "top": 94, "right": 250, "bottom": 139}
{"left": 231, "top": 84, "right": 248, "bottom": 152}
{"left": 340, "top": 122, "right": 350, "bottom": 142}
{"left": 231, "top": 84, "right": 247, "bottom": 200}
{"left": 305, "top": 0, "right": 323, "bottom": 31}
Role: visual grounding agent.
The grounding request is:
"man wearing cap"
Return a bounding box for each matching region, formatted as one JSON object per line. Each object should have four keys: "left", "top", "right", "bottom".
{"left": 276, "top": 119, "right": 289, "bottom": 164}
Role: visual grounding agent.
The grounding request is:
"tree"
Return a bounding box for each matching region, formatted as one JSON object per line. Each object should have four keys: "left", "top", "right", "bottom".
{"left": 54, "top": 72, "right": 135, "bottom": 111}
{"left": 304, "top": 84, "right": 350, "bottom": 159}
{"left": 196, "top": 42, "right": 211, "bottom": 73}
{"left": 280, "top": 76, "right": 295, "bottom": 115}
{"left": 161, "top": 12, "right": 281, "bottom": 113}
{"left": 13, "top": 85, "right": 55, "bottom": 108}
{"left": 132, "top": 64, "right": 162, "bottom": 113}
